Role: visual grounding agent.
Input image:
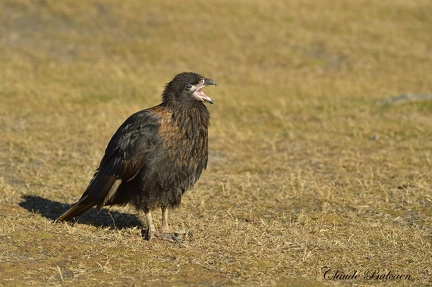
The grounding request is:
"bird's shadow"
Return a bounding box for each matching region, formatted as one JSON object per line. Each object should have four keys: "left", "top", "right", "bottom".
{"left": 19, "top": 195, "right": 142, "bottom": 229}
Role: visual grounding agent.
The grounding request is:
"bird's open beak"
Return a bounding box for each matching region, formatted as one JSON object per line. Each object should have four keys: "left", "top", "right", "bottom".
{"left": 194, "top": 78, "right": 216, "bottom": 104}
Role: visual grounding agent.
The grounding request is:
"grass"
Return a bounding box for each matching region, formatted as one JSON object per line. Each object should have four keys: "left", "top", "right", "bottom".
{"left": 1, "top": 0, "right": 431, "bottom": 286}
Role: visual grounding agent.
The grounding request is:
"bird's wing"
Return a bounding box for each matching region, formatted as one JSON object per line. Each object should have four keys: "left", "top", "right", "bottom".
{"left": 90, "top": 109, "right": 161, "bottom": 206}
{"left": 55, "top": 109, "right": 162, "bottom": 221}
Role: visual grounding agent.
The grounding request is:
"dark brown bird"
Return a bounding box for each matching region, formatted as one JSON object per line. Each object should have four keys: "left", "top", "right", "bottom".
{"left": 55, "top": 72, "right": 216, "bottom": 240}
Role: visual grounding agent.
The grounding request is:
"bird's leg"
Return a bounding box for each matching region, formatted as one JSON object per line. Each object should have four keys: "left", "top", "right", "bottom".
{"left": 142, "top": 211, "right": 156, "bottom": 240}
{"left": 142, "top": 208, "right": 188, "bottom": 242}
{"left": 153, "top": 206, "right": 175, "bottom": 241}
{"left": 160, "top": 206, "right": 170, "bottom": 234}
{"left": 159, "top": 206, "right": 188, "bottom": 242}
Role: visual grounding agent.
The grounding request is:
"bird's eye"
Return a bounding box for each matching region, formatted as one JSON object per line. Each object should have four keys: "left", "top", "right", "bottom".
{"left": 185, "top": 84, "right": 193, "bottom": 90}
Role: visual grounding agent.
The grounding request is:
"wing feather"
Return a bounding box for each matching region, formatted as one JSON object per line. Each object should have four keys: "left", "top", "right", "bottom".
{"left": 55, "top": 108, "right": 162, "bottom": 221}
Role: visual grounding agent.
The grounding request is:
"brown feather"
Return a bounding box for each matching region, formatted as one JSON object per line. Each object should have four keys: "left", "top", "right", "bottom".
{"left": 54, "top": 197, "right": 96, "bottom": 222}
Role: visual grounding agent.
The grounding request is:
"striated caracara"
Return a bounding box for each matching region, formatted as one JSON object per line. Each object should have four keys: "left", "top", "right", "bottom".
{"left": 55, "top": 72, "right": 216, "bottom": 240}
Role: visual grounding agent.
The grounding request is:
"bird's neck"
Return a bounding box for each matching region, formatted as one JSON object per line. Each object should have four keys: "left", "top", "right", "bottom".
{"left": 163, "top": 100, "right": 210, "bottom": 129}
{"left": 164, "top": 99, "right": 209, "bottom": 115}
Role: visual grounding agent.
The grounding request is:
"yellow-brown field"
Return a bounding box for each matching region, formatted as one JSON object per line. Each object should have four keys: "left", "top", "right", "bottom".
{"left": 0, "top": 0, "right": 431, "bottom": 286}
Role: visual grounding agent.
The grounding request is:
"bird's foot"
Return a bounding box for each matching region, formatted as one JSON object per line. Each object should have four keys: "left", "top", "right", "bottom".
{"left": 166, "top": 229, "right": 190, "bottom": 242}
{"left": 141, "top": 228, "right": 190, "bottom": 243}
{"left": 156, "top": 229, "right": 189, "bottom": 243}
{"left": 141, "top": 228, "right": 152, "bottom": 241}
{"left": 141, "top": 224, "right": 156, "bottom": 241}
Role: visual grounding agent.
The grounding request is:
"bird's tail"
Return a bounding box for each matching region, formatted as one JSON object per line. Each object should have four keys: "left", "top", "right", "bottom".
{"left": 54, "top": 195, "right": 96, "bottom": 222}
{"left": 55, "top": 171, "right": 121, "bottom": 222}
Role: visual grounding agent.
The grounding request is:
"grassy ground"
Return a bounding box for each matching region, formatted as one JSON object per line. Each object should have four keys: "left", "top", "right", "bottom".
{"left": 1, "top": 0, "right": 431, "bottom": 286}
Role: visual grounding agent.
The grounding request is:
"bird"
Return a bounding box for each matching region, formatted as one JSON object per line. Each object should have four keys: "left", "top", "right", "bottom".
{"left": 55, "top": 72, "right": 216, "bottom": 241}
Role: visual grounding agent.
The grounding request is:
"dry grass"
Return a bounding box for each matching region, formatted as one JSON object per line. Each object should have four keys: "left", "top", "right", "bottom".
{"left": 1, "top": 0, "right": 431, "bottom": 286}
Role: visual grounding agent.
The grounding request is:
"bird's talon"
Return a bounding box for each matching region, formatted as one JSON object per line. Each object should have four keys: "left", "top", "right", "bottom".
{"left": 174, "top": 229, "right": 188, "bottom": 237}
{"left": 171, "top": 234, "right": 180, "bottom": 243}
{"left": 141, "top": 228, "right": 155, "bottom": 241}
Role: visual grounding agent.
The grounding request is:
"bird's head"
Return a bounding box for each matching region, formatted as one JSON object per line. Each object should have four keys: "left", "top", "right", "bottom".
{"left": 162, "top": 72, "right": 216, "bottom": 106}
